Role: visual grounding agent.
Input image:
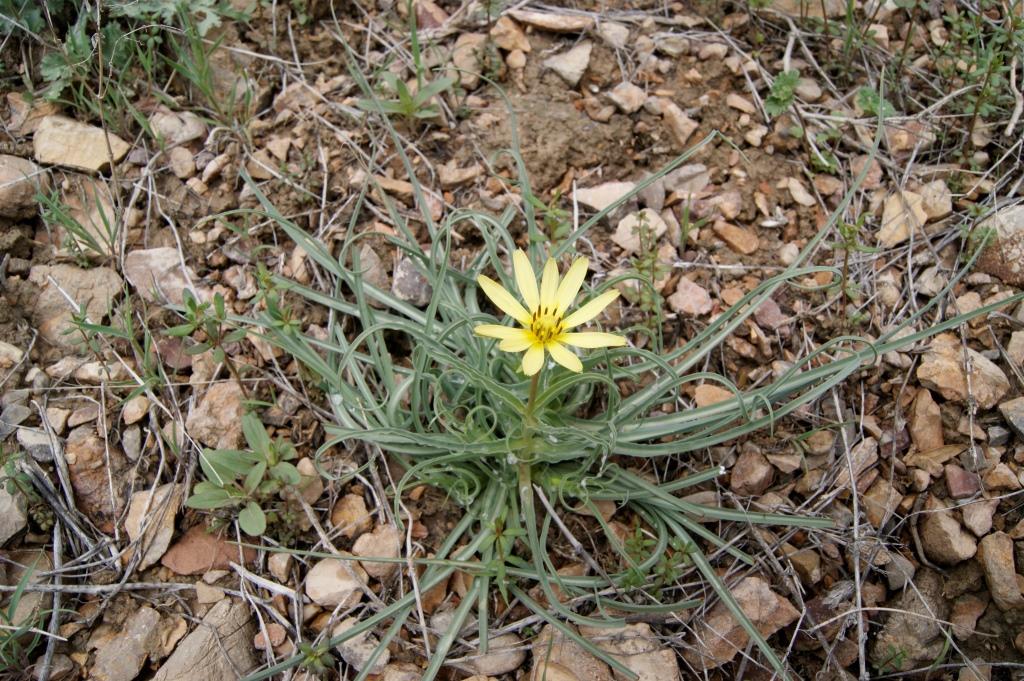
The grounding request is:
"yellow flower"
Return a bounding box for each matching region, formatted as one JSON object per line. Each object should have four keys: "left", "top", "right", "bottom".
{"left": 474, "top": 250, "right": 626, "bottom": 375}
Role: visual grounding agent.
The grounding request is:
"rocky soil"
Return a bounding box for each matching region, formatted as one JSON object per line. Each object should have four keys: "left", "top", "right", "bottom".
{"left": 2, "top": 1, "right": 1024, "bottom": 680}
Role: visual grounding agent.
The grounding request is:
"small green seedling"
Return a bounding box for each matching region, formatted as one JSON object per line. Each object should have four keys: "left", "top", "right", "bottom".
{"left": 357, "top": 72, "right": 455, "bottom": 128}
{"left": 185, "top": 412, "right": 304, "bottom": 536}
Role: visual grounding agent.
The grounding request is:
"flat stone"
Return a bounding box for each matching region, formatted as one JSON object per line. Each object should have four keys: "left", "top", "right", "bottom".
{"left": 33, "top": 115, "right": 130, "bottom": 172}
{"left": 667, "top": 277, "right": 712, "bottom": 316}
{"left": 764, "top": 0, "right": 846, "bottom": 17}
{"left": 713, "top": 221, "right": 759, "bottom": 254}
{"left": 332, "top": 617, "right": 390, "bottom": 674}
{"left": 186, "top": 382, "right": 245, "bottom": 450}
{"left": 607, "top": 82, "right": 646, "bottom": 114}
{"left": 0, "top": 403, "right": 31, "bottom": 439}
{"left": 450, "top": 33, "right": 488, "bottom": 90}
{"left": 951, "top": 594, "right": 987, "bottom": 639}
{"left": 0, "top": 486, "right": 28, "bottom": 547}
{"left": 976, "top": 204, "right": 1024, "bottom": 285}
{"left": 0, "top": 155, "right": 48, "bottom": 218}
{"left": 694, "top": 384, "right": 733, "bottom": 407}
{"left": 869, "top": 569, "right": 948, "bottom": 672}
{"left": 920, "top": 496, "right": 977, "bottom": 565}
{"left": 878, "top": 191, "right": 927, "bottom": 248}
{"left": 17, "top": 427, "right": 54, "bottom": 462}
{"left": 977, "top": 532, "right": 1024, "bottom": 610}
{"left": 574, "top": 181, "right": 636, "bottom": 212}
{"left": 910, "top": 388, "right": 944, "bottom": 452}
{"left": 331, "top": 494, "right": 374, "bottom": 539}
{"left": 684, "top": 577, "right": 798, "bottom": 669}
{"left": 730, "top": 449, "right": 774, "bottom": 496}
{"left": 148, "top": 108, "right": 206, "bottom": 147}
{"left": 660, "top": 101, "right": 699, "bottom": 148}
{"left": 863, "top": 476, "right": 901, "bottom": 527}
{"left": 124, "top": 483, "right": 181, "bottom": 571}
{"left": 917, "top": 334, "right": 1009, "bottom": 409}
{"left": 168, "top": 147, "right": 196, "bottom": 179}
{"left": 490, "top": 16, "right": 530, "bottom": 52}
{"left": 835, "top": 437, "right": 878, "bottom": 489}
{"left": 961, "top": 499, "right": 998, "bottom": 537}
{"left": 352, "top": 524, "right": 402, "bottom": 579}
{"left": 28, "top": 264, "right": 122, "bottom": 347}
{"left": 945, "top": 464, "right": 980, "bottom": 499}
{"left": 471, "top": 632, "right": 526, "bottom": 675}
{"left": 508, "top": 9, "right": 593, "bottom": 32}
{"left": 999, "top": 396, "right": 1024, "bottom": 439}
{"left": 152, "top": 599, "right": 257, "bottom": 681}
{"left": 65, "top": 425, "right": 127, "bottom": 533}
{"left": 253, "top": 622, "right": 287, "bottom": 650}
{"left": 882, "top": 552, "right": 916, "bottom": 590}
{"left": 305, "top": 556, "right": 367, "bottom": 607}
{"left": 543, "top": 42, "right": 593, "bottom": 87}
{"left": 91, "top": 606, "right": 162, "bottom": 681}
{"left": 161, "top": 524, "right": 257, "bottom": 575}
{"left": 391, "top": 257, "right": 433, "bottom": 307}
{"left": 530, "top": 623, "right": 613, "bottom": 681}
{"left": 613, "top": 209, "right": 667, "bottom": 254}
{"left": 920, "top": 180, "right": 952, "bottom": 220}
{"left": 726, "top": 93, "right": 756, "bottom": 114}
{"left": 580, "top": 622, "right": 679, "bottom": 680}
{"left": 596, "top": 22, "right": 630, "bottom": 48}
{"left": 983, "top": 462, "right": 1022, "bottom": 491}
{"left": 123, "top": 247, "right": 200, "bottom": 306}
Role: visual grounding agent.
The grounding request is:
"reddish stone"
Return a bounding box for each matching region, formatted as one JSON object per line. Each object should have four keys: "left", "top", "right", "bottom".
{"left": 161, "top": 524, "right": 257, "bottom": 575}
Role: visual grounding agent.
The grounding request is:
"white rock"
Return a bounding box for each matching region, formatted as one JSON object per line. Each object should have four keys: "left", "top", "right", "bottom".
{"left": 668, "top": 278, "right": 712, "bottom": 316}
{"left": 152, "top": 598, "right": 257, "bottom": 681}
{"left": 613, "top": 209, "right": 667, "bottom": 254}
{"left": 268, "top": 552, "right": 292, "bottom": 582}
{"left": 168, "top": 147, "right": 196, "bottom": 179}
{"left": 148, "top": 109, "right": 207, "bottom": 147}
{"left": 125, "top": 483, "right": 180, "bottom": 571}
{"left": 544, "top": 42, "right": 593, "bottom": 87}
{"left": 661, "top": 101, "right": 699, "bottom": 148}
{"left": 352, "top": 524, "right": 402, "bottom": 579}
{"left": 28, "top": 264, "right": 123, "bottom": 347}
{"left": 0, "top": 485, "right": 28, "bottom": 546}
{"left": 579, "top": 622, "right": 681, "bottom": 680}
{"left": 878, "top": 191, "right": 927, "bottom": 247}
{"left": 919, "top": 180, "right": 952, "bottom": 220}
{"left": 451, "top": 33, "right": 488, "bottom": 90}
{"left": 33, "top": 115, "right": 130, "bottom": 173}
{"left": 123, "top": 248, "right": 199, "bottom": 306}
{"left": 787, "top": 178, "right": 816, "bottom": 206}
{"left": 597, "top": 22, "right": 630, "bottom": 49}
{"left": 726, "top": 93, "right": 756, "bottom": 114}
{"left": 304, "top": 557, "right": 367, "bottom": 607}
{"left": 508, "top": 9, "right": 592, "bottom": 32}
{"left": 917, "top": 334, "right": 1009, "bottom": 409}
{"left": 472, "top": 633, "right": 526, "bottom": 675}
{"left": 0, "top": 155, "right": 48, "bottom": 218}
{"left": 186, "top": 382, "right": 245, "bottom": 450}
{"left": 795, "top": 77, "right": 822, "bottom": 101}
{"left": 607, "top": 82, "right": 646, "bottom": 114}
{"left": 332, "top": 617, "right": 390, "bottom": 673}
{"left": 573, "top": 182, "right": 636, "bottom": 212}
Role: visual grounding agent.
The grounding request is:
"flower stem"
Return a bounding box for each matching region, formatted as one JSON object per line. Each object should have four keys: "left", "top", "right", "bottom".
{"left": 518, "top": 371, "right": 541, "bottom": 562}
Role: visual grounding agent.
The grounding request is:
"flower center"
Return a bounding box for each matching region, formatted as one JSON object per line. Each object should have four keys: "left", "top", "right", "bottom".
{"left": 530, "top": 306, "right": 564, "bottom": 343}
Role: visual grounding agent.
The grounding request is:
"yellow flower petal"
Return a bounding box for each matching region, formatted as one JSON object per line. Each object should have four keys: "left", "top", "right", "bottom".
{"left": 498, "top": 330, "right": 535, "bottom": 352}
{"left": 562, "top": 331, "right": 626, "bottom": 348}
{"left": 539, "top": 259, "right": 559, "bottom": 311}
{"left": 522, "top": 343, "right": 545, "bottom": 376}
{"left": 562, "top": 289, "right": 621, "bottom": 329}
{"left": 475, "top": 324, "right": 524, "bottom": 340}
{"left": 547, "top": 341, "right": 583, "bottom": 372}
{"left": 554, "top": 257, "right": 588, "bottom": 315}
{"left": 478, "top": 275, "right": 531, "bottom": 325}
{"left": 513, "top": 250, "right": 540, "bottom": 312}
